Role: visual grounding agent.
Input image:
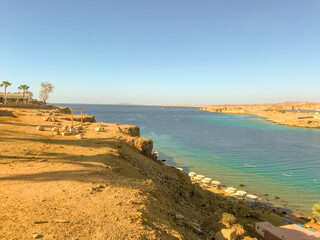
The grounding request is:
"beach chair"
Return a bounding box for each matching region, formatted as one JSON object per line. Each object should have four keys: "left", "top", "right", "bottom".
{"left": 282, "top": 218, "right": 293, "bottom": 224}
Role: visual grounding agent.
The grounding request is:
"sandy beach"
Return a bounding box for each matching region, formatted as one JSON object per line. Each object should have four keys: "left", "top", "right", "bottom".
{"left": 200, "top": 102, "right": 320, "bottom": 129}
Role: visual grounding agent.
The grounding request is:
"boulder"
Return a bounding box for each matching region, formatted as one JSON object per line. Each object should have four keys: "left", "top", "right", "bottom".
{"left": 118, "top": 126, "right": 140, "bottom": 137}
{"left": 134, "top": 137, "right": 154, "bottom": 156}
{"left": 175, "top": 214, "right": 185, "bottom": 220}
{"left": 221, "top": 213, "right": 236, "bottom": 228}
{"left": 52, "top": 127, "right": 59, "bottom": 132}
{"left": 215, "top": 228, "right": 237, "bottom": 240}
{"left": 75, "top": 134, "right": 83, "bottom": 139}
{"left": 95, "top": 126, "right": 104, "bottom": 132}
{"left": 231, "top": 224, "right": 245, "bottom": 236}
{"left": 62, "top": 132, "right": 71, "bottom": 136}
{"left": 36, "top": 126, "right": 45, "bottom": 131}
{"left": 62, "top": 125, "right": 69, "bottom": 131}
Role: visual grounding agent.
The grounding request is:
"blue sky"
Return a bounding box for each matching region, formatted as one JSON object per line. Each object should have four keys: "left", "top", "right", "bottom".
{"left": 0, "top": 0, "right": 319, "bottom": 104}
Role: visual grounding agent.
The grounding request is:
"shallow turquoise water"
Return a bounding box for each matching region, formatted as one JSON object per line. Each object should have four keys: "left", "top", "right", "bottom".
{"left": 59, "top": 104, "right": 320, "bottom": 215}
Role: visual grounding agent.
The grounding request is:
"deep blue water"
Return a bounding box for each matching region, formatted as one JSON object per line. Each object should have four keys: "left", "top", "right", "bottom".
{"left": 57, "top": 104, "right": 320, "bottom": 214}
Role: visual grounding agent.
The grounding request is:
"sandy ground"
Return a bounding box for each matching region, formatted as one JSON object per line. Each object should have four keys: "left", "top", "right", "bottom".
{"left": 201, "top": 102, "right": 320, "bottom": 129}
{"left": 2, "top": 107, "right": 313, "bottom": 239}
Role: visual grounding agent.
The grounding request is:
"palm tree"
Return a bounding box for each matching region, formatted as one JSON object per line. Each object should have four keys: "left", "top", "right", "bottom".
{"left": 1, "top": 81, "right": 11, "bottom": 104}
{"left": 18, "top": 85, "right": 30, "bottom": 104}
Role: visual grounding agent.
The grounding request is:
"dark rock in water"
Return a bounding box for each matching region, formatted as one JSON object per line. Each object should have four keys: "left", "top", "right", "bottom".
{"left": 274, "top": 196, "right": 280, "bottom": 199}
{"left": 239, "top": 184, "right": 245, "bottom": 187}
{"left": 161, "top": 159, "right": 166, "bottom": 162}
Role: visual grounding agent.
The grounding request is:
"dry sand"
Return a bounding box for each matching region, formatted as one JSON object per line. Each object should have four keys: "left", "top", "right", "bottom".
{"left": 201, "top": 102, "right": 320, "bottom": 129}
{"left": 0, "top": 106, "right": 306, "bottom": 239}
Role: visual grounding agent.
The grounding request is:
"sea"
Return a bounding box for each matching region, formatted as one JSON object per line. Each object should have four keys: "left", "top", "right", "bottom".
{"left": 57, "top": 104, "right": 320, "bottom": 215}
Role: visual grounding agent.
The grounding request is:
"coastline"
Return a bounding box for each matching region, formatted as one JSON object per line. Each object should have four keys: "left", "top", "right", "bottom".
{"left": 1, "top": 105, "right": 319, "bottom": 239}
{"left": 200, "top": 102, "right": 320, "bottom": 129}
{"left": 0, "top": 106, "right": 264, "bottom": 239}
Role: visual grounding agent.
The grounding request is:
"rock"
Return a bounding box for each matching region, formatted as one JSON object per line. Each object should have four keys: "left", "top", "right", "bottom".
{"left": 119, "top": 126, "right": 140, "bottom": 137}
{"left": 274, "top": 196, "right": 280, "bottom": 199}
{"left": 215, "top": 228, "right": 237, "bottom": 240}
{"left": 33, "top": 221, "right": 48, "bottom": 224}
{"left": 62, "top": 132, "right": 71, "bottom": 136}
{"left": 36, "top": 126, "right": 44, "bottom": 131}
{"left": 75, "top": 134, "right": 83, "bottom": 139}
{"left": 62, "top": 125, "right": 69, "bottom": 131}
{"left": 175, "top": 214, "right": 185, "bottom": 220}
{"left": 134, "top": 137, "right": 154, "bottom": 157}
{"left": 33, "top": 234, "right": 43, "bottom": 239}
{"left": 58, "top": 107, "right": 71, "bottom": 114}
{"left": 221, "top": 213, "right": 236, "bottom": 228}
{"left": 231, "top": 224, "right": 245, "bottom": 236}
{"left": 52, "top": 127, "right": 59, "bottom": 132}
{"left": 95, "top": 127, "right": 104, "bottom": 132}
{"left": 55, "top": 219, "right": 70, "bottom": 223}
{"left": 76, "top": 125, "right": 84, "bottom": 130}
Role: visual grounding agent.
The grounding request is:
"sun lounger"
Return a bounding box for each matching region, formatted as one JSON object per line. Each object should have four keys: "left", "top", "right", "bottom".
{"left": 309, "top": 229, "right": 317, "bottom": 232}
{"left": 282, "top": 218, "right": 293, "bottom": 224}
{"left": 259, "top": 206, "right": 268, "bottom": 210}
{"left": 247, "top": 205, "right": 254, "bottom": 210}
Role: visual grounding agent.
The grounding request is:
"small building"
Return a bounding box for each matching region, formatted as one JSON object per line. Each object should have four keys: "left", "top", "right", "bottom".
{"left": 256, "top": 222, "right": 320, "bottom": 240}
{"left": 0, "top": 92, "right": 32, "bottom": 103}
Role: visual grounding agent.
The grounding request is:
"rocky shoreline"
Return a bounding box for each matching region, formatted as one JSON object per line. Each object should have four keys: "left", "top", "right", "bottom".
{"left": 0, "top": 106, "right": 264, "bottom": 239}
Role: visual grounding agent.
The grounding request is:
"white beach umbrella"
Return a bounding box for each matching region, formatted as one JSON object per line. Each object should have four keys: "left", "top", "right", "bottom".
{"left": 196, "top": 175, "right": 205, "bottom": 179}
{"left": 246, "top": 194, "right": 258, "bottom": 199}
{"left": 225, "top": 189, "right": 236, "bottom": 194}
{"left": 234, "top": 190, "right": 247, "bottom": 196}
{"left": 202, "top": 179, "right": 212, "bottom": 184}
{"left": 193, "top": 176, "right": 202, "bottom": 181}
{"left": 188, "top": 172, "right": 196, "bottom": 177}
{"left": 203, "top": 177, "right": 212, "bottom": 182}
{"left": 211, "top": 180, "right": 221, "bottom": 185}
{"left": 227, "top": 187, "right": 237, "bottom": 191}
{"left": 177, "top": 167, "right": 183, "bottom": 171}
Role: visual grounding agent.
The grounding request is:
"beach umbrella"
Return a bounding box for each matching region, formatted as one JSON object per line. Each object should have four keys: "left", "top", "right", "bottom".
{"left": 246, "top": 194, "right": 258, "bottom": 199}
{"left": 196, "top": 175, "right": 205, "bottom": 179}
{"left": 211, "top": 180, "right": 221, "bottom": 185}
{"left": 227, "top": 187, "right": 237, "bottom": 191}
{"left": 234, "top": 190, "right": 247, "bottom": 196}
{"left": 188, "top": 172, "right": 196, "bottom": 177}
{"left": 225, "top": 189, "right": 236, "bottom": 194}
{"left": 193, "top": 176, "right": 202, "bottom": 181}
{"left": 203, "top": 177, "right": 212, "bottom": 182}
{"left": 202, "top": 179, "right": 212, "bottom": 184}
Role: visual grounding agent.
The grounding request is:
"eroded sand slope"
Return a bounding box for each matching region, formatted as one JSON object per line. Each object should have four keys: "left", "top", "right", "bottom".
{"left": 0, "top": 108, "right": 261, "bottom": 239}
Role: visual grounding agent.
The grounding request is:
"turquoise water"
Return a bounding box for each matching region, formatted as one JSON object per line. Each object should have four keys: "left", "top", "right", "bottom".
{"left": 59, "top": 104, "right": 320, "bottom": 215}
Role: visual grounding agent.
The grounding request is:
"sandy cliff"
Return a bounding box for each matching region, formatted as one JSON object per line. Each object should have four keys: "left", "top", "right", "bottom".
{"left": 0, "top": 107, "right": 261, "bottom": 239}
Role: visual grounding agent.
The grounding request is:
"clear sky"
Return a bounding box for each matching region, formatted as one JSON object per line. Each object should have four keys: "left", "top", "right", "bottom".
{"left": 1, "top": 0, "right": 319, "bottom": 104}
